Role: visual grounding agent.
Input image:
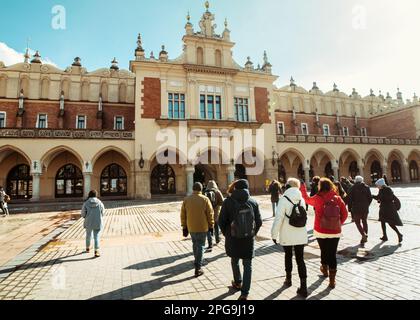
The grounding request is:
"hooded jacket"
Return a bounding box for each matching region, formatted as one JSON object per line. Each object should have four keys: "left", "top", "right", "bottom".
{"left": 300, "top": 184, "right": 348, "bottom": 236}
{"left": 271, "top": 187, "right": 308, "bottom": 246}
{"left": 204, "top": 181, "right": 224, "bottom": 221}
{"left": 218, "top": 188, "right": 262, "bottom": 259}
{"left": 81, "top": 197, "right": 105, "bottom": 230}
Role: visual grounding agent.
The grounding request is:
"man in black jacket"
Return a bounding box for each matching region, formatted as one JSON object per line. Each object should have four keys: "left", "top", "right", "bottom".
{"left": 347, "top": 176, "right": 372, "bottom": 244}
{"left": 218, "top": 179, "right": 262, "bottom": 301}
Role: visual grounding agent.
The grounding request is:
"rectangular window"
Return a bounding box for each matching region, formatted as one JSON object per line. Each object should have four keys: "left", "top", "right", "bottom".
{"left": 361, "top": 127, "right": 368, "bottom": 137}
{"left": 114, "top": 116, "right": 124, "bottom": 130}
{"left": 168, "top": 93, "right": 185, "bottom": 119}
{"left": 76, "top": 115, "right": 86, "bottom": 129}
{"left": 234, "top": 97, "right": 249, "bottom": 122}
{"left": 0, "top": 112, "right": 5, "bottom": 128}
{"left": 342, "top": 127, "right": 349, "bottom": 136}
{"left": 200, "top": 94, "right": 222, "bottom": 120}
{"left": 301, "top": 123, "right": 309, "bottom": 135}
{"left": 277, "top": 121, "right": 285, "bottom": 135}
{"left": 37, "top": 114, "right": 47, "bottom": 129}
{"left": 323, "top": 124, "right": 330, "bottom": 136}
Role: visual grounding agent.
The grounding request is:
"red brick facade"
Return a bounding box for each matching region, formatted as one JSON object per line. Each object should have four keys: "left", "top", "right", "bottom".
{"left": 0, "top": 100, "right": 134, "bottom": 130}
{"left": 275, "top": 112, "right": 369, "bottom": 136}
{"left": 142, "top": 77, "right": 161, "bottom": 119}
{"left": 368, "top": 109, "right": 417, "bottom": 139}
{"left": 255, "top": 87, "right": 270, "bottom": 124}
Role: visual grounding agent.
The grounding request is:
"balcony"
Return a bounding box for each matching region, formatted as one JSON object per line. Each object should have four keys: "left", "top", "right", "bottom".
{"left": 0, "top": 128, "right": 134, "bottom": 140}
{"left": 277, "top": 134, "right": 420, "bottom": 146}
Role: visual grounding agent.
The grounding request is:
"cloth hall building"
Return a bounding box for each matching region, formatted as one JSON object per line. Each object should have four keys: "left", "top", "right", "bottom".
{"left": 0, "top": 2, "right": 419, "bottom": 202}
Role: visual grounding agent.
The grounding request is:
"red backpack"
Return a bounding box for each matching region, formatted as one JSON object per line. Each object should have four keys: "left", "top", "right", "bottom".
{"left": 320, "top": 196, "right": 341, "bottom": 231}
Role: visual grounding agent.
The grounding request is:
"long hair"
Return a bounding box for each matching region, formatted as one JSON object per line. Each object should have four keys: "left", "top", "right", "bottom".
{"left": 318, "top": 178, "right": 338, "bottom": 194}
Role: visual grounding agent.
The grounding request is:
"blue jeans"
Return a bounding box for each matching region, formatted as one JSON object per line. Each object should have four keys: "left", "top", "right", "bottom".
{"left": 191, "top": 232, "right": 207, "bottom": 268}
{"left": 207, "top": 222, "right": 220, "bottom": 247}
{"left": 86, "top": 229, "right": 101, "bottom": 250}
{"left": 231, "top": 258, "right": 252, "bottom": 296}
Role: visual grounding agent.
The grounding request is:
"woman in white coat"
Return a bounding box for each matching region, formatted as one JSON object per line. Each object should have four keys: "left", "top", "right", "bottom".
{"left": 271, "top": 178, "right": 308, "bottom": 298}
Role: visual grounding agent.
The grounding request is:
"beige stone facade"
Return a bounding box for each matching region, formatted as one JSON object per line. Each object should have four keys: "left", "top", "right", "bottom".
{"left": 0, "top": 2, "right": 419, "bottom": 202}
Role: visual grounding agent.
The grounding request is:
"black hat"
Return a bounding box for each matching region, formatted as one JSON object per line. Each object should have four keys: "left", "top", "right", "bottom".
{"left": 234, "top": 179, "right": 249, "bottom": 190}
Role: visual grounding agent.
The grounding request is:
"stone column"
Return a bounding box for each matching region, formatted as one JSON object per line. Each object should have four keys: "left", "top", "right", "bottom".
{"left": 160, "top": 79, "right": 168, "bottom": 119}
{"left": 186, "top": 165, "right": 195, "bottom": 196}
{"left": 227, "top": 165, "right": 235, "bottom": 186}
{"left": 402, "top": 160, "right": 410, "bottom": 184}
{"left": 333, "top": 165, "right": 339, "bottom": 181}
{"left": 31, "top": 173, "right": 41, "bottom": 202}
{"left": 249, "top": 86, "right": 256, "bottom": 122}
{"left": 304, "top": 166, "right": 311, "bottom": 188}
{"left": 358, "top": 160, "right": 365, "bottom": 180}
{"left": 226, "top": 82, "right": 234, "bottom": 121}
{"left": 83, "top": 173, "right": 92, "bottom": 199}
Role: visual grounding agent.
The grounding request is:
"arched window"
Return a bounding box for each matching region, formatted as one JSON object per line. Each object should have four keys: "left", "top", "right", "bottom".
{"left": 410, "top": 160, "right": 419, "bottom": 181}
{"left": 0, "top": 76, "right": 7, "bottom": 97}
{"left": 81, "top": 81, "right": 89, "bottom": 101}
{"left": 349, "top": 161, "right": 359, "bottom": 179}
{"left": 7, "top": 164, "right": 32, "bottom": 200}
{"left": 391, "top": 160, "right": 402, "bottom": 183}
{"left": 101, "top": 164, "right": 127, "bottom": 196}
{"left": 370, "top": 160, "right": 382, "bottom": 183}
{"left": 151, "top": 164, "right": 176, "bottom": 195}
{"left": 197, "top": 47, "right": 204, "bottom": 65}
{"left": 55, "top": 164, "right": 83, "bottom": 198}
{"left": 119, "top": 83, "right": 127, "bottom": 103}
{"left": 215, "top": 49, "right": 222, "bottom": 67}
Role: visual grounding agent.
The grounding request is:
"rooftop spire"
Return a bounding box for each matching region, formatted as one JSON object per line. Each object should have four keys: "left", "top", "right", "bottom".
{"left": 31, "top": 51, "right": 42, "bottom": 64}
{"left": 205, "top": 1, "right": 210, "bottom": 12}
{"left": 110, "top": 57, "right": 119, "bottom": 70}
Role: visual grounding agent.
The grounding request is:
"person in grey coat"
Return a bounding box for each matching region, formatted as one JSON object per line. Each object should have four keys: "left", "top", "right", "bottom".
{"left": 81, "top": 190, "right": 105, "bottom": 257}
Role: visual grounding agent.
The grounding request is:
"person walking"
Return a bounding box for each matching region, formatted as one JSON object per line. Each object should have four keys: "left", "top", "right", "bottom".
{"left": 373, "top": 179, "right": 403, "bottom": 243}
{"left": 268, "top": 180, "right": 282, "bottom": 217}
{"left": 218, "top": 179, "right": 263, "bottom": 301}
{"left": 204, "top": 180, "right": 225, "bottom": 251}
{"left": 271, "top": 178, "right": 309, "bottom": 298}
{"left": 181, "top": 182, "right": 215, "bottom": 277}
{"left": 0, "top": 187, "right": 10, "bottom": 217}
{"left": 81, "top": 190, "right": 105, "bottom": 258}
{"left": 347, "top": 176, "right": 372, "bottom": 245}
{"left": 300, "top": 178, "right": 348, "bottom": 289}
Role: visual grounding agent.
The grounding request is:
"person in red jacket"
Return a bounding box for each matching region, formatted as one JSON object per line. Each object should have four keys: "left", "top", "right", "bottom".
{"left": 300, "top": 178, "right": 348, "bottom": 289}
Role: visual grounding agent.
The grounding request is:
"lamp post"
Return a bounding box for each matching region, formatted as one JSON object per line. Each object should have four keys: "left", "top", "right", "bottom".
{"left": 139, "top": 145, "right": 145, "bottom": 169}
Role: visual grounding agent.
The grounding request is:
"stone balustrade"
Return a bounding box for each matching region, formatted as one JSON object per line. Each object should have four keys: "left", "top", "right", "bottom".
{"left": 0, "top": 128, "right": 134, "bottom": 140}
{"left": 277, "top": 134, "right": 420, "bottom": 146}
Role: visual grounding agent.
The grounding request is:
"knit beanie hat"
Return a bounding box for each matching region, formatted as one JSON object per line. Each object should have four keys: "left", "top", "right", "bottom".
{"left": 375, "top": 178, "right": 386, "bottom": 187}
{"left": 234, "top": 179, "right": 249, "bottom": 190}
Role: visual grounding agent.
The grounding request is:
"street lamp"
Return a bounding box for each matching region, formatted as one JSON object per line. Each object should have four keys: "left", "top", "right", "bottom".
{"left": 139, "top": 144, "right": 145, "bottom": 169}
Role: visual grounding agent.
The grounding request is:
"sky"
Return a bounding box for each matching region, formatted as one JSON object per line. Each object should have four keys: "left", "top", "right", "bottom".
{"left": 1, "top": 0, "right": 419, "bottom": 99}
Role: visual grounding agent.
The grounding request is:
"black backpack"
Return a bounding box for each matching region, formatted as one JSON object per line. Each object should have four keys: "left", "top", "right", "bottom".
{"left": 204, "top": 190, "right": 217, "bottom": 209}
{"left": 284, "top": 196, "right": 308, "bottom": 228}
{"left": 230, "top": 198, "right": 256, "bottom": 239}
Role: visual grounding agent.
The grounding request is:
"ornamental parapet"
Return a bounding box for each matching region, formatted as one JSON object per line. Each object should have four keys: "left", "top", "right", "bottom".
{"left": 0, "top": 128, "right": 134, "bottom": 140}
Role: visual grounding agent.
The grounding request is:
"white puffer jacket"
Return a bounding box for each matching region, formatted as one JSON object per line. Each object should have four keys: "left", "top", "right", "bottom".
{"left": 271, "top": 187, "right": 309, "bottom": 246}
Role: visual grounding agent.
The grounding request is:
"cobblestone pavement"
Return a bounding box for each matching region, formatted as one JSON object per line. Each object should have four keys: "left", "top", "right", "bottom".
{"left": 0, "top": 187, "right": 420, "bottom": 300}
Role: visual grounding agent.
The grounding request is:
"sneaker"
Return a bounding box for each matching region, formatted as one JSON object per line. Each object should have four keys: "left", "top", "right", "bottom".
{"left": 231, "top": 281, "right": 242, "bottom": 291}
{"left": 94, "top": 250, "right": 100, "bottom": 257}
{"left": 195, "top": 269, "right": 204, "bottom": 278}
{"left": 238, "top": 295, "right": 248, "bottom": 301}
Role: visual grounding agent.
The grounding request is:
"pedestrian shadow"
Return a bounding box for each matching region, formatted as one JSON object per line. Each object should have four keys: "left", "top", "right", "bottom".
{"left": 264, "top": 283, "right": 289, "bottom": 300}
{"left": 337, "top": 242, "right": 401, "bottom": 265}
{"left": 307, "top": 286, "right": 332, "bottom": 300}
{"left": 90, "top": 253, "right": 226, "bottom": 300}
{"left": 255, "top": 244, "right": 283, "bottom": 257}
{"left": 212, "top": 287, "right": 240, "bottom": 301}
{"left": 125, "top": 252, "right": 193, "bottom": 271}
{"left": 0, "top": 252, "right": 91, "bottom": 275}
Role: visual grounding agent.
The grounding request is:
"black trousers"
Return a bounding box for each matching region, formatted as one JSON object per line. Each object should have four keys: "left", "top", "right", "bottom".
{"left": 283, "top": 245, "right": 307, "bottom": 279}
{"left": 317, "top": 238, "right": 340, "bottom": 270}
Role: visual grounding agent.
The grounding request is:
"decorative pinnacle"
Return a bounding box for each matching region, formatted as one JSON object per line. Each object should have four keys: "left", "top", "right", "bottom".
{"left": 205, "top": 1, "right": 210, "bottom": 11}
{"left": 187, "top": 11, "right": 190, "bottom": 22}
{"left": 224, "top": 18, "right": 228, "bottom": 28}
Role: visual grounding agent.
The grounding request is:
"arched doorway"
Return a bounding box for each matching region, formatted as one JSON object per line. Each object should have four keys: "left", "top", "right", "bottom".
{"left": 349, "top": 161, "right": 359, "bottom": 179}
{"left": 278, "top": 163, "right": 286, "bottom": 184}
{"left": 410, "top": 160, "right": 419, "bottom": 181}
{"left": 151, "top": 164, "right": 176, "bottom": 195}
{"left": 391, "top": 160, "right": 402, "bottom": 183}
{"left": 234, "top": 164, "right": 247, "bottom": 180}
{"left": 55, "top": 164, "right": 84, "bottom": 198}
{"left": 100, "top": 164, "right": 127, "bottom": 196}
{"left": 370, "top": 161, "right": 383, "bottom": 183}
{"left": 6, "top": 164, "right": 32, "bottom": 200}
{"left": 325, "top": 162, "right": 334, "bottom": 178}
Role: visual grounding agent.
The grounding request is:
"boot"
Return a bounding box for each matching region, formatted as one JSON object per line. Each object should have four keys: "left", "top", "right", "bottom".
{"left": 297, "top": 278, "right": 308, "bottom": 298}
{"left": 320, "top": 264, "right": 329, "bottom": 277}
{"left": 328, "top": 269, "right": 337, "bottom": 289}
{"left": 284, "top": 273, "right": 292, "bottom": 287}
{"left": 195, "top": 268, "right": 204, "bottom": 278}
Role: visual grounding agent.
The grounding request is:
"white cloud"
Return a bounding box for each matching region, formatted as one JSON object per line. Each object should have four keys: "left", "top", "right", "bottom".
{"left": 0, "top": 42, "right": 57, "bottom": 67}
